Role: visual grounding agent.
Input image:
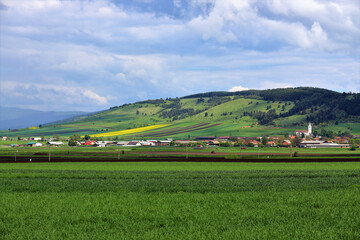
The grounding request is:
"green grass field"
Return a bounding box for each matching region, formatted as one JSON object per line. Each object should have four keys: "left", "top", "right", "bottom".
{"left": 1, "top": 162, "right": 360, "bottom": 239}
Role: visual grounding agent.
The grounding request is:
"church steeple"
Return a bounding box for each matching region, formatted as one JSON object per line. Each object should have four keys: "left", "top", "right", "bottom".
{"left": 308, "top": 122, "right": 312, "bottom": 135}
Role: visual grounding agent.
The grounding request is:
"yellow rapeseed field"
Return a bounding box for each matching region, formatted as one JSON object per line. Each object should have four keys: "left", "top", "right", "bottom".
{"left": 90, "top": 124, "right": 170, "bottom": 137}
{"left": 28, "top": 127, "right": 39, "bottom": 130}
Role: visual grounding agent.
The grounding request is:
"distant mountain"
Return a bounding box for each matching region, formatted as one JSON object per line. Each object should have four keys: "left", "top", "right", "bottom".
{"left": 0, "top": 107, "right": 88, "bottom": 130}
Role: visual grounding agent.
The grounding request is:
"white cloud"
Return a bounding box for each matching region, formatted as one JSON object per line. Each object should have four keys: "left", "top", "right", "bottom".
{"left": 229, "top": 86, "right": 249, "bottom": 92}
{"left": 0, "top": 0, "right": 358, "bottom": 111}
{"left": 0, "top": 81, "right": 108, "bottom": 106}
{"left": 187, "top": 0, "right": 359, "bottom": 51}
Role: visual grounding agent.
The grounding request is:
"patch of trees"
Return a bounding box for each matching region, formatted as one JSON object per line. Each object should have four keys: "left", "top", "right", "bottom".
{"left": 207, "top": 96, "right": 231, "bottom": 106}
{"left": 159, "top": 108, "right": 201, "bottom": 120}
{"left": 196, "top": 97, "right": 205, "bottom": 104}
{"left": 160, "top": 100, "right": 181, "bottom": 109}
{"left": 137, "top": 98, "right": 166, "bottom": 105}
{"left": 243, "top": 109, "right": 278, "bottom": 125}
{"left": 312, "top": 128, "right": 352, "bottom": 138}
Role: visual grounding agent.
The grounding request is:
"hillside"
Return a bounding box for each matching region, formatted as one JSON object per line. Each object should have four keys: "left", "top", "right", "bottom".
{"left": 1, "top": 87, "right": 359, "bottom": 138}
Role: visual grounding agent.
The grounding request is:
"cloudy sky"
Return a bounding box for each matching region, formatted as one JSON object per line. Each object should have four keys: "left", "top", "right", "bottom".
{"left": 0, "top": 0, "right": 359, "bottom": 112}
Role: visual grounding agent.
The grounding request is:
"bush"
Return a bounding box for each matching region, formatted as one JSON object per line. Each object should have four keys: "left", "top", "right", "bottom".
{"left": 220, "top": 142, "right": 232, "bottom": 147}
{"left": 68, "top": 140, "right": 77, "bottom": 146}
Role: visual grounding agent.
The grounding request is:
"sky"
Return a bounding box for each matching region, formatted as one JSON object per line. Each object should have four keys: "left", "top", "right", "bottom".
{"left": 0, "top": 0, "right": 359, "bottom": 112}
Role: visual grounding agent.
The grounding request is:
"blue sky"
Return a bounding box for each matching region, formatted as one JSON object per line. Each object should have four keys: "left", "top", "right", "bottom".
{"left": 0, "top": 0, "right": 359, "bottom": 112}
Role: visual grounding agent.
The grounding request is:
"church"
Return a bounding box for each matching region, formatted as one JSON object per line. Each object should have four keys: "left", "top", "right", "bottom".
{"left": 295, "top": 123, "right": 312, "bottom": 137}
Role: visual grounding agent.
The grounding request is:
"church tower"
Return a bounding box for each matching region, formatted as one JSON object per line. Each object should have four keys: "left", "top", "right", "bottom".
{"left": 308, "top": 122, "right": 312, "bottom": 135}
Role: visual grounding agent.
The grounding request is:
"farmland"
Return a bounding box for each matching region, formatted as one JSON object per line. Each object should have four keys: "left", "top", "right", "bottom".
{"left": 90, "top": 124, "right": 170, "bottom": 138}
{"left": 0, "top": 145, "right": 359, "bottom": 163}
{"left": 0, "top": 162, "right": 359, "bottom": 239}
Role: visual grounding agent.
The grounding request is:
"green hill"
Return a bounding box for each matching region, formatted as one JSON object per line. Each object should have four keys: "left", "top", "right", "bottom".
{"left": 1, "top": 87, "right": 359, "bottom": 139}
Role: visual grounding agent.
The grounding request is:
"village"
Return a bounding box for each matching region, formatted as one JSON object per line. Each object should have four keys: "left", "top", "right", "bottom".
{"left": 2, "top": 123, "right": 359, "bottom": 149}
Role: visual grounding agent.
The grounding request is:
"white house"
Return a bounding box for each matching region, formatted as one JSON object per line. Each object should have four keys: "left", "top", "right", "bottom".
{"left": 116, "top": 141, "right": 130, "bottom": 146}
{"left": 31, "top": 137, "right": 42, "bottom": 141}
{"left": 27, "top": 142, "right": 43, "bottom": 147}
{"left": 48, "top": 141, "right": 64, "bottom": 146}
{"left": 139, "top": 141, "right": 156, "bottom": 146}
{"left": 125, "top": 141, "right": 141, "bottom": 147}
{"left": 95, "top": 141, "right": 107, "bottom": 147}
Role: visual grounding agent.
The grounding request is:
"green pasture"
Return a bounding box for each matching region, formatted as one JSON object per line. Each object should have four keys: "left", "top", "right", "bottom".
{"left": 274, "top": 114, "right": 307, "bottom": 127}
{"left": 183, "top": 98, "right": 294, "bottom": 122}
{"left": 322, "top": 122, "right": 360, "bottom": 135}
{"left": 0, "top": 162, "right": 359, "bottom": 239}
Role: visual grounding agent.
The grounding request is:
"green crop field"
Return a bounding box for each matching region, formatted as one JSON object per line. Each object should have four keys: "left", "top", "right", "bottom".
{"left": 1, "top": 162, "right": 360, "bottom": 239}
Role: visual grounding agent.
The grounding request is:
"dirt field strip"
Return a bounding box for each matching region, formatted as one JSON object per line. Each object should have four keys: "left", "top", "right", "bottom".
{"left": 141, "top": 123, "right": 222, "bottom": 137}
{"left": 138, "top": 123, "right": 213, "bottom": 137}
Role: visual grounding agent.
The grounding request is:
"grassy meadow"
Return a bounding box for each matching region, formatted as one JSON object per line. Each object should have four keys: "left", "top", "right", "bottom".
{"left": 1, "top": 162, "right": 360, "bottom": 239}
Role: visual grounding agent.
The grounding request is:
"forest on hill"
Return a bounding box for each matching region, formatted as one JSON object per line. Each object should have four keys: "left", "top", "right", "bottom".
{"left": 180, "top": 87, "right": 360, "bottom": 125}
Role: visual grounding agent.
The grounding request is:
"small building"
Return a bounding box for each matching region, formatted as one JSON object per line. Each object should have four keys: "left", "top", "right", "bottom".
{"left": 300, "top": 141, "right": 324, "bottom": 148}
{"left": 138, "top": 141, "right": 156, "bottom": 146}
{"left": 48, "top": 141, "right": 64, "bottom": 146}
{"left": 83, "top": 141, "right": 96, "bottom": 146}
{"left": 30, "top": 137, "right": 42, "bottom": 141}
{"left": 1, "top": 136, "right": 8, "bottom": 141}
{"left": 304, "top": 143, "right": 350, "bottom": 148}
{"left": 282, "top": 140, "right": 291, "bottom": 147}
{"left": 104, "top": 141, "right": 117, "bottom": 146}
{"left": 266, "top": 141, "right": 277, "bottom": 147}
{"left": 196, "top": 136, "right": 216, "bottom": 141}
{"left": 125, "top": 141, "right": 141, "bottom": 147}
{"left": 116, "top": 141, "right": 130, "bottom": 146}
{"left": 208, "top": 140, "right": 220, "bottom": 146}
{"left": 94, "top": 141, "right": 107, "bottom": 147}
{"left": 158, "top": 140, "right": 171, "bottom": 146}
{"left": 26, "top": 142, "right": 43, "bottom": 147}
{"left": 249, "top": 140, "right": 259, "bottom": 147}
{"left": 218, "top": 136, "right": 230, "bottom": 140}
{"left": 174, "top": 140, "right": 197, "bottom": 145}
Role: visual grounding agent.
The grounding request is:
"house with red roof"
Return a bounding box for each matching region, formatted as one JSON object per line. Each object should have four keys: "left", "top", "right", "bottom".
{"left": 282, "top": 140, "right": 291, "bottom": 147}
{"left": 83, "top": 141, "right": 96, "bottom": 146}
{"left": 266, "top": 141, "right": 277, "bottom": 147}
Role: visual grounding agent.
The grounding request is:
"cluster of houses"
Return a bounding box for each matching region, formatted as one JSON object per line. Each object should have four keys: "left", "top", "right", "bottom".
{"left": 8, "top": 136, "right": 355, "bottom": 149}
{"left": 74, "top": 139, "right": 173, "bottom": 147}
{"left": 10, "top": 141, "right": 65, "bottom": 147}
{"left": 2, "top": 123, "right": 358, "bottom": 148}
